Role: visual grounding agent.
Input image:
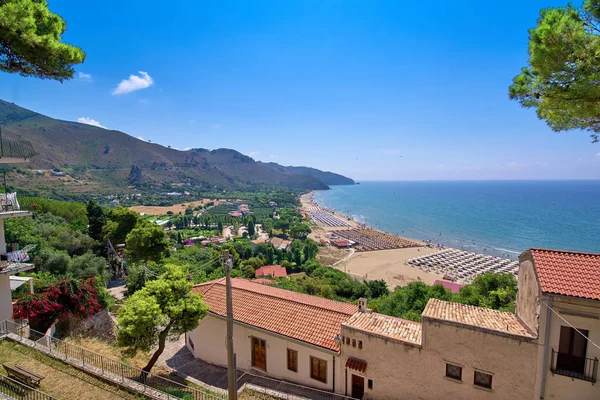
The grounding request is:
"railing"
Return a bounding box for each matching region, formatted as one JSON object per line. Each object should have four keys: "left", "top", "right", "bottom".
{"left": 0, "top": 372, "right": 58, "bottom": 400}
{"left": 551, "top": 349, "right": 598, "bottom": 383}
{"left": 0, "top": 320, "right": 224, "bottom": 400}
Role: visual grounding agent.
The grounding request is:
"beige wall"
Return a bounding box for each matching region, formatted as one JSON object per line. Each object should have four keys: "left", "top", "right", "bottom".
{"left": 515, "top": 258, "right": 541, "bottom": 335}
{"left": 0, "top": 276, "right": 12, "bottom": 322}
{"left": 187, "top": 314, "right": 343, "bottom": 393}
{"left": 541, "top": 296, "right": 600, "bottom": 400}
{"left": 341, "top": 320, "right": 539, "bottom": 400}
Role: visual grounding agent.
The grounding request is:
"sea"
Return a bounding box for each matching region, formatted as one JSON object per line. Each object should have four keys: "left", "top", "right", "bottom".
{"left": 312, "top": 180, "right": 600, "bottom": 260}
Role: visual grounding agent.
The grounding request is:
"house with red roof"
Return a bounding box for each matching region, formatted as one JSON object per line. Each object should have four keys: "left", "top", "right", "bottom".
{"left": 184, "top": 248, "right": 599, "bottom": 399}
{"left": 516, "top": 249, "right": 600, "bottom": 400}
{"left": 255, "top": 265, "right": 287, "bottom": 279}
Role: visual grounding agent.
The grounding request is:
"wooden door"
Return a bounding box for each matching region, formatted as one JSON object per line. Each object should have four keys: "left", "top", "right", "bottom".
{"left": 251, "top": 337, "right": 266, "bottom": 370}
{"left": 351, "top": 374, "right": 364, "bottom": 399}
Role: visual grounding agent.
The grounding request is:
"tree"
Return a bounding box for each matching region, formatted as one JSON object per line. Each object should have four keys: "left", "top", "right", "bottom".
{"left": 117, "top": 265, "right": 208, "bottom": 373}
{"left": 86, "top": 200, "right": 105, "bottom": 242}
{"left": 290, "top": 222, "right": 311, "bottom": 239}
{"left": 303, "top": 238, "right": 319, "bottom": 261}
{"left": 455, "top": 272, "right": 517, "bottom": 312}
{"left": 247, "top": 221, "right": 255, "bottom": 236}
{"left": 509, "top": 0, "right": 600, "bottom": 142}
{"left": 125, "top": 223, "right": 169, "bottom": 266}
{"left": 0, "top": 0, "right": 85, "bottom": 81}
{"left": 103, "top": 207, "right": 141, "bottom": 244}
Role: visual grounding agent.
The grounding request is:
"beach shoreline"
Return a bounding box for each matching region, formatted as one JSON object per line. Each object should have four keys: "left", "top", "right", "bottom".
{"left": 301, "top": 190, "right": 445, "bottom": 287}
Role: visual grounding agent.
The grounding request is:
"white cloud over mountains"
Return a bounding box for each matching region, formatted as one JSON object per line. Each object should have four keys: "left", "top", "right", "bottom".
{"left": 112, "top": 71, "right": 154, "bottom": 95}
{"left": 77, "top": 117, "right": 106, "bottom": 129}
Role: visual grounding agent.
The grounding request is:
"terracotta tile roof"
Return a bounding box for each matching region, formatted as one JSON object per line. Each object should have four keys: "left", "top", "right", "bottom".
{"left": 193, "top": 278, "right": 356, "bottom": 351}
{"left": 343, "top": 311, "right": 422, "bottom": 346}
{"left": 422, "top": 299, "right": 534, "bottom": 338}
{"left": 530, "top": 248, "right": 600, "bottom": 301}
{"left": 346, "top": 358, "right": 367, "bottom": 373}
{"left": 255, "top": 265, "right": 287, "bottom": 278}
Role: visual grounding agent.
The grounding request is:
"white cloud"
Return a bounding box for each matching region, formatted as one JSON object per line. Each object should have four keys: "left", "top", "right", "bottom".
{"left": 596, "top": 152, "right": 600, "bottom": 157}
{"left": 269, "top": 155, "right": 279, "bottom": 160}
{"left": 184, "top": 147, "right": 191, "bottom": 151}
{"left": 78, "top": 72, "right": 93, "bottom": 82}
{"left": 211, "top": 124, "right": 222, "bottom": 129}
{"left": 248, "top": 151, "right": 261, "bottom": 157}
{"left": 77, "top": 117, "right": 106, "bottom": 129}
{"left": 112, "top": 71, "right": 154, "bottom": 95}
{"left": 137, "top": 136, "right": 145, "bottom": 141}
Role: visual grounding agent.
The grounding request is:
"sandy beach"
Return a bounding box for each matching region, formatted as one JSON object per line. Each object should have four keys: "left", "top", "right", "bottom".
{"left": 302, "top": 191, "right": 444, "bottom": 288}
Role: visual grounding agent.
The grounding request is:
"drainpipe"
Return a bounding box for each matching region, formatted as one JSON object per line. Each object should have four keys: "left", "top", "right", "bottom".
{"left": 540, "top": 295, "right": 552, "bottom": 400}
{"left": 332, "top": 355, "right": 336, "bottom": 393}
{"left": 344, "top": 367, "right": 348, "bottom": 397}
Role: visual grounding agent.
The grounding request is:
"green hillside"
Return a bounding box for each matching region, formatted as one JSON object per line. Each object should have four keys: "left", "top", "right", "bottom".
{"left": 0, "top": 100, "right": 353, "bottom": 196}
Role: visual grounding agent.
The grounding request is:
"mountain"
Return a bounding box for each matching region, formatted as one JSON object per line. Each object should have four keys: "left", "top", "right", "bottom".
{"left": 0, "top": 100, "right": 353, "bottom": 195}
{"left": 260, "top": 163, "right": 354, "bottom": 185}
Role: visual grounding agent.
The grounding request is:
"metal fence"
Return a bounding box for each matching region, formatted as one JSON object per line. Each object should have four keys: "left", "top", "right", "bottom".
{"left": 551, "top": 349, "right": 598, "bottom": 383}
{"left": 0, "top": 372, "right": 58, "bottom": 400}
{"left": 0, "top": 320, "right": 224, "bottom": 400}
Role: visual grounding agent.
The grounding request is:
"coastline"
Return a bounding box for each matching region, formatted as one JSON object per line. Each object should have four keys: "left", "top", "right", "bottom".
{"left": 301, "top": 190, "right": 444, "bottom": 287}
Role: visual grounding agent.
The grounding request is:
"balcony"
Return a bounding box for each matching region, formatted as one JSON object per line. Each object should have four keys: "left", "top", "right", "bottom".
{"left": 551, "top": 349, "right": 599, "bottom": 383}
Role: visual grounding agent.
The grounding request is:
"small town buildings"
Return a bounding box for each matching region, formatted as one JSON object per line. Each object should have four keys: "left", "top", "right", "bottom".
{"left": 187, "top": 278, "right": 356, "bottom": 392}
{"left": 255, "top": 265, "right": 287, "bottom": 279}
{"left": 270, "top": 237, "right": 291, "bottom": 251}
{"left": 187, "top": 248, "right": 600, "bottom": 399}
{"left": 331, "top": 239, "right": 351, "bottom": 249}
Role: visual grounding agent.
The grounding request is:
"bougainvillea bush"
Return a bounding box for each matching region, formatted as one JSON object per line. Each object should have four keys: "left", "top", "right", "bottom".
{"left": 13, "top": 278, "right": 103, "bottom": 329}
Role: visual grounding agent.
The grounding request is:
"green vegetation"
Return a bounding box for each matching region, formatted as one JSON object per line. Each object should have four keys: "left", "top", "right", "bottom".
{"left": 0, "top": 0, "right": 85, "bottom": 81}
{"left": 117, "top": 265, "right": 209, "bottom": 374}
{"left": 510, "top": 0, "right": 600, "bottom": 142}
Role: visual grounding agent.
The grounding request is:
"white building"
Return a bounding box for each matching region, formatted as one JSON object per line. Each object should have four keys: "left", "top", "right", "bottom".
{"left": 187, "top": 278, "right": 356, "bottom": 393}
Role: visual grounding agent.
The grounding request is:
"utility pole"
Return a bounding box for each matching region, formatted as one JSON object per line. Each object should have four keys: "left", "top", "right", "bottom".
{"left": 224, "top": 250, "right": 237, "bottom": 400}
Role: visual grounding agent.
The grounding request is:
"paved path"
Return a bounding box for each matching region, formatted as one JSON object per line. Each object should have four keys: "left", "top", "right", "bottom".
{"left": 107, "top": 279, "right": 126, "bottom": 301}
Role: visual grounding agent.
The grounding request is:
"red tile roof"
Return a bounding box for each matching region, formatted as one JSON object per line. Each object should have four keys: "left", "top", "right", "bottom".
{"left": 331, "top": 240, "right": 350, "bottom": 248}
{"left": 192, "top": 278, "right": 357, "bottom": 351}
{"left": 255, "top": 265, "right": 287, "bottom": 278}
{"left": 346, "top": 358, "right": 367, "bottom": 373}
{"left": 343, "top": 311, "right": 422, "bottom": 345}
{"left": 422, "top": 299, "right": 534, "bottom": 338}
{"left": 530, "top": 249, "right": 600, "bottom": 301}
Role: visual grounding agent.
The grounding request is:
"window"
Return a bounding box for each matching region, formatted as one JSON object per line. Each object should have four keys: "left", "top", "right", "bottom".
{"left": 346, "top": 337, "right": 350, "bottom": 346}
{"left": 358, "top": 340, "right": 363, "bottom": 350}
{"left": 310, "top": 356, "right": 327, "bottom": 383}
{"left": 352, "top": 339, "right": 356, "bottom": 348}
{"left": 556, "top": 326, "right": 589, "bottom": 375}
{"left": 445, "top": 363, "right": 462, "bottom": 381}
{"left": 474, "top": 371, "right": 492, "bottom": 389}
{"left": 287, "top": 349, "right": 298, "bottom": 372}
{"left": 368, "top": 379, "right": 373, "bottom": 389}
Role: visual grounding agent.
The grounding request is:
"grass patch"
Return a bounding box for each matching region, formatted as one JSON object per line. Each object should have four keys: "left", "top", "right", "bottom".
{"left": 0, "top": 340, "right": 143, "bottom": 399}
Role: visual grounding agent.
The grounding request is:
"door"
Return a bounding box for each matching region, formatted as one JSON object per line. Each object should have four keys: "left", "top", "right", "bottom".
{"left": 351, "top": 374, "right": 364, "bottom": 399}
{"left": 251, "top": 337, "right": 266, "bottom": 370}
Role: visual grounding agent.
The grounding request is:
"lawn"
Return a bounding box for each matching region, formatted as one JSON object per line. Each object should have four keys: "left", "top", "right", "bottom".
{"left": 0, "top": 340, "right": 142, "bottom": 400}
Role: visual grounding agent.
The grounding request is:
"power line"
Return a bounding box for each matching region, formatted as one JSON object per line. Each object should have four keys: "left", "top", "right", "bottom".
{"left": 541, "top": 300, "right": 600, "bottom": 351}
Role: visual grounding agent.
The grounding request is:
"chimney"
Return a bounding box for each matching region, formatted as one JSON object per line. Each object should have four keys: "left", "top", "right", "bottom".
{"left": 358, "top": 298, "right": 367, "bottom": 313}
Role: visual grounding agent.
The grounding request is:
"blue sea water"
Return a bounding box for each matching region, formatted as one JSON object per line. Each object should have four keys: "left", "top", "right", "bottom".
{"left": 312, "top": 181, "right": 600, "bottom": 259}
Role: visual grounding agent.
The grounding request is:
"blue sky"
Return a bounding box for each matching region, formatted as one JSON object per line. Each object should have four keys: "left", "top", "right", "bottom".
{"left": 0, "top": 0, "right": 598, "bottom": 180}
